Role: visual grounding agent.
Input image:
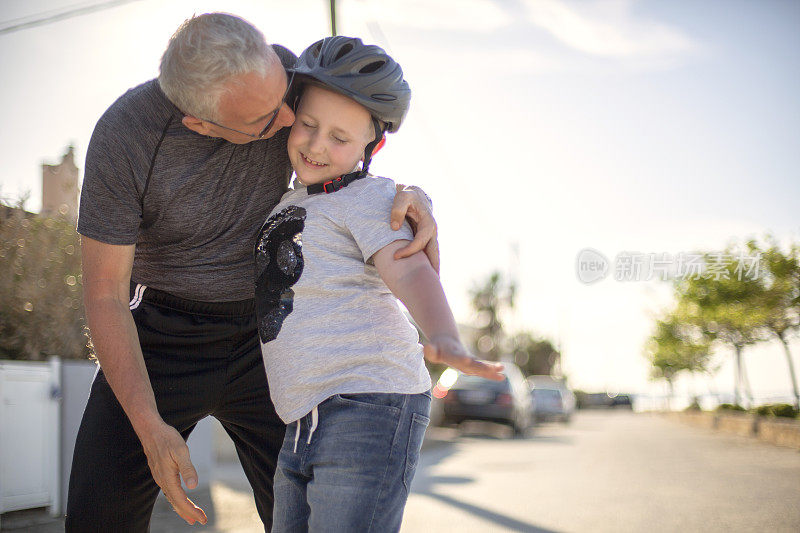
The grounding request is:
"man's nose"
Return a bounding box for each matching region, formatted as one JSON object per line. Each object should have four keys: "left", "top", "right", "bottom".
{"left": 262, "top": 104, "right": 295, "bottom": 139}
{"left": 278, "top": 103, "right": 295, "bottom": 128}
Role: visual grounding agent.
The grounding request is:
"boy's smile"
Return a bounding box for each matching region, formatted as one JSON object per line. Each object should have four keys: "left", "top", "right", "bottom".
{"left": 299, "top": 152, "right": 328, "bottom": 168}
{"left": 288, "top": 84, "right": 374, "bottom": 186}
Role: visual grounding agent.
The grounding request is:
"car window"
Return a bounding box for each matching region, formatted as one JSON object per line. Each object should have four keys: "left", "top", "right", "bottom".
{"left": 533, "top": 388, "right": 561, "bottom": 400}
{"left": 453, "top": 374, "right": 510, "bottom": 392}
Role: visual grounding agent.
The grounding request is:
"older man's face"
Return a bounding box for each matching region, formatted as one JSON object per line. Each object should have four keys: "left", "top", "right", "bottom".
{"left": 210, "top": 60, "right": 296, "bottom": 144}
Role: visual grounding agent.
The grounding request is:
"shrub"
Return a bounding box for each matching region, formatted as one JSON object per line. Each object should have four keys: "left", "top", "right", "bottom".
{"left": 0, "top": 204, "right": 89, "bottom": 360}
{"left": 771, "top": 404, "right": 799, "bottom": 418}
{"left": 753, "top": 403, "right": 799, "bottom": 419}
{"left": 685, "top": 398, "right": 702, "bottom": 411}
{"left": 717, "top": 403, "right": 746, "bottom": 412}
{"left": 753, "top": 405, "right": 772, "bottom": 416}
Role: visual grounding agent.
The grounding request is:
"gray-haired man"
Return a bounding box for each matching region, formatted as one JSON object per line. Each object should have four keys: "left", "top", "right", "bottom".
{"left": 66, "top": 13, "right": 439, "bottom": 531}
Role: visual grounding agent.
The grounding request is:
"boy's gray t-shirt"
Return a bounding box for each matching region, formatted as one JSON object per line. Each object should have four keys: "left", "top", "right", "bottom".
{"left": 256, "top": 176, "right": 431, "bottom": 423}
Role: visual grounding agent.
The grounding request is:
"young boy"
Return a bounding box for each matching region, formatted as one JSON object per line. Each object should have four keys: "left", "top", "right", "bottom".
{"left": 255, "top": 36, "right": 504, "bottom": 532}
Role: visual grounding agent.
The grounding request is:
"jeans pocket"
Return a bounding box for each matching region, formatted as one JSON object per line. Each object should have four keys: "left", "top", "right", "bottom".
{"left": 403, "top": 412, "right": 430, "bottom": 490}
{"left": 334, "top": 393, "right": 403, "bottom": 414}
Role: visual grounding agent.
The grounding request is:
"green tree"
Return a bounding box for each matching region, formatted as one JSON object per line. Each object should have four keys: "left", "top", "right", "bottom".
{"left": 0, "top": 201, "right": 88, "bottom": 360}
{"left": 469, "top": 271, "right": 515, "bottom": 361}
{"left": 675, "top": 249, "right": 768, "bottom": 408}
{"left": 646, "top": 308, "right": 713, "bottom": 408}
{"left": 752, "top": 237, "right": 800, "bottom": 409}
{"left": 511, "top": 332, "right": 560, "bottom": 376}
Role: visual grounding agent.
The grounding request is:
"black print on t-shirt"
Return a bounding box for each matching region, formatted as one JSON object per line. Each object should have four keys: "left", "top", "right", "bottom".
{"left": 254, "top": 206, "right": 306, "bottom": 343}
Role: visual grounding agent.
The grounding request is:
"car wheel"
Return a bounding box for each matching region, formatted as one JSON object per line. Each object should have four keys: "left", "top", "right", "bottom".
{"left": 512, "top": 417, "right": 526, "bottom": 438}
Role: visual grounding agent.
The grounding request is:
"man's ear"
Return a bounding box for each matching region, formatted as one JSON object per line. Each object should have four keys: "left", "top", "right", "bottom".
{"left": 182, "top": 115, "right": 212, "bottom": 136}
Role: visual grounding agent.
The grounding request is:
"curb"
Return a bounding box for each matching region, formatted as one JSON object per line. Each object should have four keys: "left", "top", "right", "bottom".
{"left": 664, "top": 411, "right": 800, "bottom": 451}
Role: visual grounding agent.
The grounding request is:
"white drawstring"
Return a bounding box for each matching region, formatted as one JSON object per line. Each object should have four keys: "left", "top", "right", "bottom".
{"left": 292, "top": 405, "right": 320, "bottom": 453}
{"left": 293, "top": 421, "right": 301, "bottom": 453}
{"left": 306, "top": 405, "right": 319, "bottom": 445}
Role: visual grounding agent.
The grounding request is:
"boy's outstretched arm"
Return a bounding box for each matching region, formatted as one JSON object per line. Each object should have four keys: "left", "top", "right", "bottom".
{"left": 373, "top": 240, "right": 504, "bottom": 381}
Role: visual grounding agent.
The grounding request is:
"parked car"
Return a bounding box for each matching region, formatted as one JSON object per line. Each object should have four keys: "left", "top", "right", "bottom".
{"left": 530, "top": 386, "right": 573, "bottom": 423}
{"left": 436, "top": 363, "right": 531, "bottom": 437}
{"left": 609, "top": 393, "right": 633, "bottom": 409}
{"left": 574, "top": 391, "right": 634, "bottom": 409}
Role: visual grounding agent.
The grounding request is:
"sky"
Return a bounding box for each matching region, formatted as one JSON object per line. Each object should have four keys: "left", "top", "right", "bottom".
{"left": 1, "top": 0, "right": 799, "bottom": 401}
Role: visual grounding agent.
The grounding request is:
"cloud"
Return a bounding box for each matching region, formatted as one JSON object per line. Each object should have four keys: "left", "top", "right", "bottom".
{"left": 350, "top": 0, "right": 512, "bottom": 33}
{"left": 402, "top": 45, "right": 564, "bottom": 78}
{"left": 524, "top": 0, "right": 699, "bottom": 59}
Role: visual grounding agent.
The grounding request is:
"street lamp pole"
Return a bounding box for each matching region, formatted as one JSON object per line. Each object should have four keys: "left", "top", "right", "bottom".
{"left": 329, "top": 0, "right": 337, "bottom": 36}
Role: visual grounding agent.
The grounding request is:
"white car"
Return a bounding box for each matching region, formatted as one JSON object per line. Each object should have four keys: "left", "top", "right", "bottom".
{"left": 527, "top": 375, "right": 576, "bottom": 424}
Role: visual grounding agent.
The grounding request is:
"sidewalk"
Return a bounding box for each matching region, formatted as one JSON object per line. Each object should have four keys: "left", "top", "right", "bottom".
{"left": 0, "top": 462, "right": 260, "bottom": 533}
{"left": 0, "top": 428, "right": 455, "bottom": 532}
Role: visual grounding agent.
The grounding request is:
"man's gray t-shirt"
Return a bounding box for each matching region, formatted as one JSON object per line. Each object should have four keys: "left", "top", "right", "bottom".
{"left": 256, "top": 176, "right": 431, "bottom": 423}
{"left": 77, "top": 46, "right": 295, "bottom": 302}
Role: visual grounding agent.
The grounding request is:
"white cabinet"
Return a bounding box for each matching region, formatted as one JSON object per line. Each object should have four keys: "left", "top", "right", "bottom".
{"left": 0, "top": 359, "right": 60, "bottom": 514}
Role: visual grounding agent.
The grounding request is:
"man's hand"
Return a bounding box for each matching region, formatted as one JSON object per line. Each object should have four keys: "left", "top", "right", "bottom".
{"left": 390, "top": 184, "right": 439, "bottom": 273}
{"left": 141, "top": 422, "right": 207, "bottom": 526}
{"left": 424, "top": 335, "right": 505, "bottom": 381}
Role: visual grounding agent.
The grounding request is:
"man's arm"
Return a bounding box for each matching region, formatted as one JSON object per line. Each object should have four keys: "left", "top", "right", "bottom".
{"left": 81, "top": 236, "right": 207, "bottom": 526}
{"left": 390, "top": 184, "right": 439, "bottom": 273}
{"left": 373, "top": 240, "right": 504, "bottom": 380}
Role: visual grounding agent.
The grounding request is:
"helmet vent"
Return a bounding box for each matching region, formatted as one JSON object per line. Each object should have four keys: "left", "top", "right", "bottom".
{"left": 371, "top": 93, "right": 397, "bottom": 102}
{"left": 359, "top": 60, "right": 385, "bottom": 74}
{"left": 311, "top": 41, "right": 323, "bottom": 57}
{"left": 334, "top": 43, "right": 354, "bottom": 61}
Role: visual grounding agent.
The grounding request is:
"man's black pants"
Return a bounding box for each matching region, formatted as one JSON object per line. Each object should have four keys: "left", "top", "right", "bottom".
{"left": 65, "top": 283, "right": 286, "bottom": 532}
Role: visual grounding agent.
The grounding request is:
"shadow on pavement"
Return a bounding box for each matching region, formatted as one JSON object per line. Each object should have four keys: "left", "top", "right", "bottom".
{"left": 0, "top": 508, "right": 64, "bottom": 532}
{"left": 414, "top": 490, "right": 560, "bottom": 533}
{"left": 412, "top": 430, "right": 562, "bottom": 533}
{"left": 3, "top": 425, "right": 560, "bottom": 532}
{"left": 0, "top": 486, "right": 224, "bottom": 533}
{"left": 433, "top": 421, "right": 574, "bottom": 446}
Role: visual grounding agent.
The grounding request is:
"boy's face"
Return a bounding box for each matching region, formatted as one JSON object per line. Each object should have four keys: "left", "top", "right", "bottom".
{"left": 288, "top": 84, "right": 374, "bottom": 185}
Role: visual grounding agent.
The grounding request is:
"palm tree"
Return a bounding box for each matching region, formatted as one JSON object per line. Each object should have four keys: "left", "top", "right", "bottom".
{"left": 469, "top": 271, "right": 515, "bottom": 361}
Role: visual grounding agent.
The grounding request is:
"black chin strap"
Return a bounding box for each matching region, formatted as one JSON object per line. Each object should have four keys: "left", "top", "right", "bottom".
{"left": 306, "top": 118, "right": 385, "bottom": 195}
{"left": 361, "top": 118, "right": 384, "bottom": 175}
{"left": 306, "top": 170, "right": 367, "bottom": 194}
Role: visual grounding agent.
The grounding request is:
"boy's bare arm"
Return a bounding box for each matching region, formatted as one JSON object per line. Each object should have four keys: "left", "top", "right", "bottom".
{"left": 373, "top": 240, "right": 504, "bottom": 381}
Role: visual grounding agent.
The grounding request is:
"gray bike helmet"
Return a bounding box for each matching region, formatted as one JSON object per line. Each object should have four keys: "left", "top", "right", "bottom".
{"left": 291, "top": 36, "right": 411, "bottom": 134}
{"left": 290, "top": 36, "right": 411, "bottom": 174}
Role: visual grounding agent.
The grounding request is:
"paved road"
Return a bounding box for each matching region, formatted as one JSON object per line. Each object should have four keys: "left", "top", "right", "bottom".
{"left": 401, "top": 411, "right": 800, "bottom": 532}
{"left": 4, "top": 411, "right": 799, "bottom": 532}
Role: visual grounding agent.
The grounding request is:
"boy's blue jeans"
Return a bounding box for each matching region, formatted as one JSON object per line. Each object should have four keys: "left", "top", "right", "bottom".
{"left": 271, "top": 391, "right": 431, "bottom": 533}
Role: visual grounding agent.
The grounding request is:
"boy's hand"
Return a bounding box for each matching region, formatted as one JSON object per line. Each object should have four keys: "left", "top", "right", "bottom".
{"left": 424, "top": 335, "right": 505, "bottom": 381}
{"left": 390, "top": 184, "right": 439, "bottom": 273}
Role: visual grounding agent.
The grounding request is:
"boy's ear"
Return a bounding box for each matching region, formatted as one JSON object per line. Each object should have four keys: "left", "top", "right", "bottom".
{"left": 370, "top": 136, "right": 386, "bottom": 157}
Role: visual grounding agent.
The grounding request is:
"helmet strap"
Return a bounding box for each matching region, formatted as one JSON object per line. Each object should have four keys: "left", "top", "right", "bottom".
{"left": 361, "top": 118, "right": 385, "bottom": 175}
